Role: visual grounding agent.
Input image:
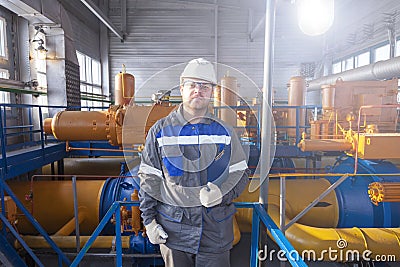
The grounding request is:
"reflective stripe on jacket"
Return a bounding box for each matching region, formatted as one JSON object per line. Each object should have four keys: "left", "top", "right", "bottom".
{"left": 139, "top": 104, "right": 249, "bottom": 254}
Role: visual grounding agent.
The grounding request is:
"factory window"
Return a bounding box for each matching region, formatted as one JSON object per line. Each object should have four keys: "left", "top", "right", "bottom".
{"left": 0, "top": 68, "right": 10, "bottom": 104}
{"left": 77, "top": 51, "right": 104, "bottom": 110}
{"left": 342, "top": 57, "right": 354, "bottom": 71}
{"left": 355, "top": 51, "right": 370, "bottom": 68}
{"left": 0, "top": 17, "right": 7, "bottom": 59}
{"left": 332, "top": 61, "right": 341, "bottom": 74}
{"left": 396, "top": 41, "right": 400, "bottom": 57}
{"left": 374, "top": 44, "right": 390, "bottom": 62}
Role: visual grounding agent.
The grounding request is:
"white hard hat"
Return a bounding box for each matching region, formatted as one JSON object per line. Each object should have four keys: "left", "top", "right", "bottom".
{"left": 180, "top": 58, "right": 217, "bottom": 84}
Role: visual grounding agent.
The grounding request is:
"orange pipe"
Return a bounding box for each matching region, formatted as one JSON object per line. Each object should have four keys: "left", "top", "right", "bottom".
{"left": 298, "top": 139, "right": 353, "bottom": 152}
{"left": 220, "top": 75, "right": 238, "bottom": 127}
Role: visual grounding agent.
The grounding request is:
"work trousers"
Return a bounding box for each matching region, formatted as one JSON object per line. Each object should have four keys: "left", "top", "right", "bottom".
{"left": 160, "top": 244, "right": 230, "bottom": 267}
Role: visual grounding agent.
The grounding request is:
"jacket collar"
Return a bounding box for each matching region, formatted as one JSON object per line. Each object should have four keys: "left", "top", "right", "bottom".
{"left": 175, "top": 103, "right": 213, "bottom": 125}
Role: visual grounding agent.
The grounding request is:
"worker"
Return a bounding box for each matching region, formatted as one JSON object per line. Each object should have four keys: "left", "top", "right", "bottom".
{"left": 138, "top": 58, "right": 249, "bottom": 267}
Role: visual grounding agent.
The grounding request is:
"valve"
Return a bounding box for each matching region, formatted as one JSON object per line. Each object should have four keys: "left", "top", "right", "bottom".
{"left": 368, "top": 182, "right": 400, "bottom": 206}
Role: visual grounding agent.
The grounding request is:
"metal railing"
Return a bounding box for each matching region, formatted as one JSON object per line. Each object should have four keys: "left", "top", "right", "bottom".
{"left": 70, "top": 201, "right": 307, "bottom": 267}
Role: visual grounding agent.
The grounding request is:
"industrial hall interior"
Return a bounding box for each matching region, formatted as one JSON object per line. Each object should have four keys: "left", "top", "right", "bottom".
{"left": 1, "top": 0, "right": 400, "bottom": 266}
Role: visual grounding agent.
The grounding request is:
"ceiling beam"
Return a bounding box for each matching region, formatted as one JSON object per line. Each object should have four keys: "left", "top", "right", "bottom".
{"left": 79, "top": 0, "right": 125, "bottom": 41}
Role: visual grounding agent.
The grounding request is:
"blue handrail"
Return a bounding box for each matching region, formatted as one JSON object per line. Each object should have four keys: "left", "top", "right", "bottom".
{"left": 0, "top": 212, "right": 44, "bottom": 267}
{"left": 71, "top": 201, "right": 307, "bottom": 267}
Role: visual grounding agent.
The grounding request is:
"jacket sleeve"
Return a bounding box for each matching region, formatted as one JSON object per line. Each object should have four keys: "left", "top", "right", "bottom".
{"left": 219, "top": 129, "right": 250, "bottom": 205}
{"left": 138, "top": 125, "right": 163, "bottom": 226}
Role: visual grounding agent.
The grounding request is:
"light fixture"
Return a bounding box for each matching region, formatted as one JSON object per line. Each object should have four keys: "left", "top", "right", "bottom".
{"left": 32, "top": 39, "right": 47, "bottom": 60}
{"left": 297, "top": 0, "right": 334, "bottom": 36}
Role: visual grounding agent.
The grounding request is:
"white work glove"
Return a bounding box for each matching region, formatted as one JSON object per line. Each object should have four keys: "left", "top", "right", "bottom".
{"left": 199, "top": 182, "right": 223, "bottom": 208}
{"left": 145, "top": 219, "right": 168, "bottom": 244}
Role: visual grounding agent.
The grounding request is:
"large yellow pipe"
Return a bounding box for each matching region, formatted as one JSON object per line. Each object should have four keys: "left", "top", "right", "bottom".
{"left": 236, "top": 179, "right": 400, "bottom": 261}
{"left": 235, "top": 179, "right": 339, "bottom": 232}
{"left": 9, "top": 178, "right": 400, "bottom": 259}
{"left": 7, "top": 180, "right": 105, "bottom": 235}
{"left": 45, "top": 111, "right": 109, "bottom": 141}
{"left": 268, "top": 204, "right": 400, "bottom": 261}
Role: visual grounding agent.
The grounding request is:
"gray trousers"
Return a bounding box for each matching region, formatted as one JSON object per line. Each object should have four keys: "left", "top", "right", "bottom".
{"left": 160, "top": 244, "right": 230, "bottom": 267}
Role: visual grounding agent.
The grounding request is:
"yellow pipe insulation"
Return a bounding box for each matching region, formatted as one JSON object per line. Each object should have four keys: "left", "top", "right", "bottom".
{"left": 235, "top": 179, "right": 400, "bottom": 261}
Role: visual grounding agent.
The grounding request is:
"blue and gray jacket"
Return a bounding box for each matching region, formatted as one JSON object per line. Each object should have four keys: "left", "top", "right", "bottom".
{"left": 138, "top": 104, "right": 249, "bottom": 254}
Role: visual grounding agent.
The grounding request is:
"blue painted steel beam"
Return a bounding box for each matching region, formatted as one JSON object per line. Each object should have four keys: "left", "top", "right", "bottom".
{"left": 116, "top": 205, "right": 123, "bottom": 266}
{"left": 0, "top": 212, "right": 43, "bottom": 267}
{"left": 0, "top": 143, "right": 67, "bottom": 180}
{"left": 0, "top": 234, "right": 27, "bottom": 267}
{"left": 253, "top": 203, "right": 307, "bottom": 267}
{"left": 0, "top": 180, "right": 71, "bottom": 266}
{"left": 234, "top": 202, "right": 307, "bottom": 266}
{"left": 70, "top": 202, "right": 120, "bottom": 267}
{"left": 250, "top": 207, "right": 260, "bottom": 267}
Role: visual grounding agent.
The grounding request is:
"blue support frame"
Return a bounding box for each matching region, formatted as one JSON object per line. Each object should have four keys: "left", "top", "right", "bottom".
{"left": 0, "top": 104, "right": 68, "bottom": 180}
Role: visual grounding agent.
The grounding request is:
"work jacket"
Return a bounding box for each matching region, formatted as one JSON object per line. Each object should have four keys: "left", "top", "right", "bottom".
{"left": 138, "top": 104, "right": 249, "bottom": 254}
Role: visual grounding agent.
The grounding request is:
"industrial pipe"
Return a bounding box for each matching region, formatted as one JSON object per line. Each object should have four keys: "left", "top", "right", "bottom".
{"left": 7, "top": 180, "right": 105, "bottom": 235}
{"left": 298, "top": 139, "right": 353, "bottom": 152}
{"left": 44, "top": 104, "right": 176, "bottom": 146}
{"left": 236, "top": 176, "right": 400, "bottom": 261}
{"left": 308, "top": 56, "right": 400, "bottom": 91}
{"left": 220, "top": 74, "right": 238, "bottom": 127}
{"left": 287, "top": 76, "right": 306, "bottom": 137}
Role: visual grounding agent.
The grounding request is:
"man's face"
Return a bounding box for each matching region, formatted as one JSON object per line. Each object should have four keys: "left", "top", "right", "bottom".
{"left": 180, "top": 78, "right": 214, "bottom": 112}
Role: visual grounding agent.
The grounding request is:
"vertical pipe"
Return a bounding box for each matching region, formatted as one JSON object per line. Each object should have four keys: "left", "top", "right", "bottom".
{"left": 259, "top": 0, "right": 276, "bottom": 205}
{"left": 72, "top": 176, "right": 81, "bottom": 253}
{"left": 287, "top": 77, "right": 306, "bottom": 138}
{"left": 38, "top": 107, "right": 45, "bottom": 159}
{"left": 221, "top": 75, "right": 238, "bottom": 127}
{"left": 388, "top": 24, "right": 396, "bottom": 59}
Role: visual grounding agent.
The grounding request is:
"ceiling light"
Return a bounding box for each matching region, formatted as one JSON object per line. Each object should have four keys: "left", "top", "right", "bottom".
{"left": 297, "top": 0, "right": 334, "bottom": 36}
